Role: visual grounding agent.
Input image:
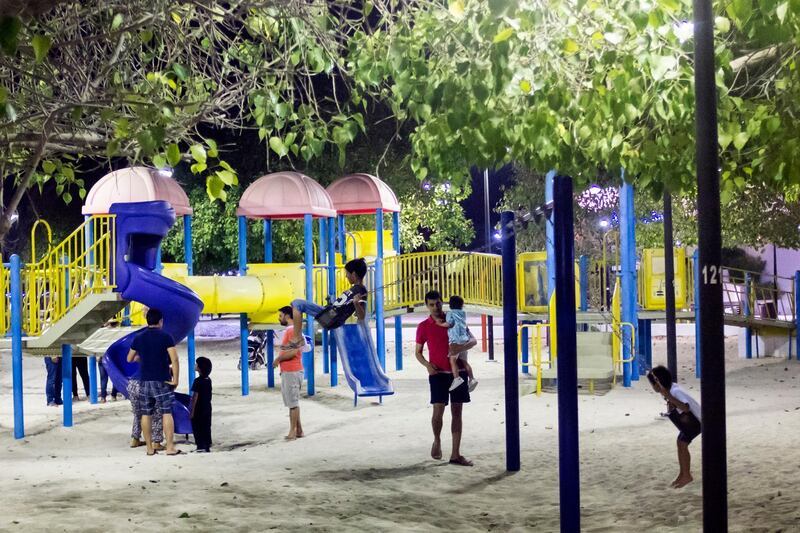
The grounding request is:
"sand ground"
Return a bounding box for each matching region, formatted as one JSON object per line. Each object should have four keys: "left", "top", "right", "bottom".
{"left": 1, "top": 330, "right": 799, "bottom": 532}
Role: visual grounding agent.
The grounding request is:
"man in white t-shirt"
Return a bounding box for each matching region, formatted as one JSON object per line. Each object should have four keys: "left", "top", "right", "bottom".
{"left": 648, "top": 365, "right": 702, "bottom": 488}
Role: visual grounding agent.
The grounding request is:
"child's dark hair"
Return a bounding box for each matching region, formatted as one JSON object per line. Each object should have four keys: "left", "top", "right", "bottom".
{"left": 196, "top": 356, "right": 212, "bottom": 377}
{"left": 345, "top": 257, "right": 368, "bottom": 279}
{"left": 650, "top": 365, "right": 672, "bottom": 388}
{"left": 449, "top": 295, "right": 464, "bottom": 310}
{"left": 278, "top": 305, "right": 293, "bottom": 316}
{"left": 146, "top": 308, "right": 163, "bottom": 325}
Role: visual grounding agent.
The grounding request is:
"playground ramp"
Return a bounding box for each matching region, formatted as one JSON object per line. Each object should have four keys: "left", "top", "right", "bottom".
{"left": 332, "top": 321, "right": 394, "bottom": 405}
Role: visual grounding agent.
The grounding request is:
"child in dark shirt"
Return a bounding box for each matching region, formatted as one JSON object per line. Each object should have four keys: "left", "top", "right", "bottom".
{"left": 190, "top": 357, "right": 213, "bottom": 452}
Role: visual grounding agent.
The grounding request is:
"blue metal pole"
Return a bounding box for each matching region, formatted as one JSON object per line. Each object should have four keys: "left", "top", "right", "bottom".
{"left": 392, "top": 211, "right": 403, "bottom": 371}
{"left": 328, "top": 217, "right": 338, "bottom": 386}
{"left": 304, "top": 214, "right": 315, "bottom": 396}
{"left": 619, "top": 182, "right": 634, "bottom": 386}
{"left": 61, "top": 255, "right": 73, "bottom": 426}
{"left": 320, "top": 217, "right": 329, "bottom": 375}
{"left": 521, "top": 324, "right": 529, "bottom": 374}
{"left": 375, "top": 208, "right": 386, "bottom": 370}
{"left": 264, "top": 219, "right": 274, "bottom": 388}
{"left": 500, "top": 211, "right": 520, "bottom": 472}
{"left": 545, "top": 170, "right": 556, "bottom": 300}
{"left": 795, "top": 271, "right": 799, "bottom": 361}
{"left": 184, "top": 214, "right": 196, "bottom": 391}
{"left": 337, "top": 214, "right": 346, "bottom": 263}
{"left": 10, "top": 255, "right": 24, "bottom": 439}
{"left": 693, "top": 249, "right": 701, "bottom": 378}
{"left": 579, "top": 255, "right": 589, "bottom": 312}
{"left": 627, "top": 182, "right": 640, "bottom": 378}
{"left": 155, "top": 247, "right": 162, "bottom": 274}
{"left": 553, "top": 176, "right": 580, "bottom": 531}
{"left": 744, "top": 273, "right": 752, "bottom": 359}
{"left": 238, "top": 216, "right": 249, "bottom": 396}
{"left": 84, "top": 216, "right": 98, "bottom": 404}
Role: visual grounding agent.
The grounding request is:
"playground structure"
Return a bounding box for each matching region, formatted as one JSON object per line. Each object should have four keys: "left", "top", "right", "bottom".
{"left": 2, "top": 168, "right": 799, "bottom": 439}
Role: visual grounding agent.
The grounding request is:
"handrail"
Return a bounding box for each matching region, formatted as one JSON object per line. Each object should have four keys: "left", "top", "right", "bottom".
{"left": 30, "top": 219, "right": 53, "bottom": 265}
{"left": 613, "top": 321, "right": 636, "bottom": 385}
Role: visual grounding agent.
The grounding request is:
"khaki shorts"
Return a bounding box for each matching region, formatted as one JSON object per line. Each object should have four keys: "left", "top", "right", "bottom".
{"left": 281, "top": 371, "right": 303, "bottom": 408}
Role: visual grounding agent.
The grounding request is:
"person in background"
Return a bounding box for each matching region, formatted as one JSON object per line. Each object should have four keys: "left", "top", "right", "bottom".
{"left": 44, "top": 355, "right": 63, "bottom": 407}
{"left": 274, "top": 305, "right": 305, "bottom": 441}
{"left": 190, "top": 357, "right": 213, "bottom": 452}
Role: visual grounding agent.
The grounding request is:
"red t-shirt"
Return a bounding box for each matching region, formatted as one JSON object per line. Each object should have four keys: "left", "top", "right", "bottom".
{"left": 416, "top": 315, "right": 451, "bottom": 372}
{"left": 279, "top": 327, "right": 304, "bottom": 372}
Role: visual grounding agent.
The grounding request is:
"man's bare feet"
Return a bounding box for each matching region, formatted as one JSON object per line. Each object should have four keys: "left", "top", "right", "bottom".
{"left": 285, "top": 433, "right": 297, "bottom": 441}
{"left": 296, "top": 431, "right": 305, "bottom": 438}
{"left": 448, "top": 455, "right": 473, "bottom": 466}
{"left": 431, "top": 440, "right": 442, "bottom": 460}
{"left": 671, "top": 474, "right": 693, "bottom": 488}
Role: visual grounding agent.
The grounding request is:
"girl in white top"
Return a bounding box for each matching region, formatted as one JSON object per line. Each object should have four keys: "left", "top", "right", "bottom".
{"left": 648, "top": 365, "right": 702, "bottom": 489}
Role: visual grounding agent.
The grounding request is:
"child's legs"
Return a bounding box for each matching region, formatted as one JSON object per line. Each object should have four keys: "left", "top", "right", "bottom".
{"left": 448, "top": 354, "right": 460, "bottom": 375}
{"left": 291, "top": 299, "right": 325, "bottom": 339}
{"left": 676, "top": 438, "right": 691, "bottom": 476}
{"left": 461, "top": 358, "right": 475, "bottom": 380}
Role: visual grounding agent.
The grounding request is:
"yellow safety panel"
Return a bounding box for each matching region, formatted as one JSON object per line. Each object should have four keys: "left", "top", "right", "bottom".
{"left": 640, "top": 248, "right": 687, "bottom": 310}
{"left": 345, "top": 230, "right": 395, "bottom": 259}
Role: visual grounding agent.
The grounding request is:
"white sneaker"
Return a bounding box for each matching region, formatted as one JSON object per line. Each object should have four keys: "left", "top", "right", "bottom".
{"left": 449, "top": 376, "right": 464, "bottom": 392}
{"left": 468, "top": 379, "right": 479, "bottom": 392}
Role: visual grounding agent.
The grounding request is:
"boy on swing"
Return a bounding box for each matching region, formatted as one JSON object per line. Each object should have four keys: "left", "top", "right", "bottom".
{"left": 289, "top": 258, "right": 368, "bottom": 347}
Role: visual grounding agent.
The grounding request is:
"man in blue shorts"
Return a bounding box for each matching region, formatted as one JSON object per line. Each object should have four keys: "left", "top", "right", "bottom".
{"left": 127, "top": 308, "right": 181, "bottom": 456}
{"left": 415, "top": 290, "right": 474, "bottom": 466}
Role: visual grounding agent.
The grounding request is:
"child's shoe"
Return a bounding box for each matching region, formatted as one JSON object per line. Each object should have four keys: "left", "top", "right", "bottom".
{"left": 130, "top": 438, "right": 145, "bottom": 448}
{"left": 449, "top": 376, "right": 465, "bottom": 392}
{"left": 468, "top": 379, "right": 479, "bottom": 392}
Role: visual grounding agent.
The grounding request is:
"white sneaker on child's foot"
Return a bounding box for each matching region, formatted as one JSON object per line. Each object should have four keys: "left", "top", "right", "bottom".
{"left": 449, "top": 376, "right": 464, "bottom": 392}
{"left": 468, "top": 379, "right": 479, "bottom": 392}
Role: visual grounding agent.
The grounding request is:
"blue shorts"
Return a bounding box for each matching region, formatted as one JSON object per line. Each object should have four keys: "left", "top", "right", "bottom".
{"left": 291, "top": 299, "right": 324, "bottom": 318}
{"left": 140, "top": 380, "right": 174, "bottom": 416}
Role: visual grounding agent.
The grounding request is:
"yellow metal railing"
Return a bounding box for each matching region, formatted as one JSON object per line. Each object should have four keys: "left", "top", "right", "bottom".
{"left": 23, "top": 215, "right": 116, "bottom": 336}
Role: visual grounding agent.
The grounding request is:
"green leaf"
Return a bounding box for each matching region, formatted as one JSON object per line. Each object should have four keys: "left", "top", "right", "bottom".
{"left": 190, "top": 162, "right": 207, "bottom": 174}
{"left": 0, "top": 17, "right": 21, "bottom": 55}
{"left": 190, "top": 144, "right": 207, "bottom": 164}
{"left": 111, "top": 13, "right": 124, "bottom": 30}
{"left": 218, "top": 160, "right": 234, "bottom": 172}
{"left": 79, "top": 189, "right": 87, "bottom": 200}
{"left": 206, "top": 175, "right": 227, "bottom": 201}
{"left": 563, "top": 39, "right": 580, "bottom": 55}
{"left": 776, "top": 2, "right": 789, "bottom": 23}
{"left": 4, "top": 102, "right": 17, "bottom": 121}
{"left": 718, "top": 132, "right": 733, "bottom": 150}
{"left": 166, "top": 144, "right": 181, "bottom": 166}
{"left": 733, "top": 131, "right": 749, "bottom": 150}
{"left": 448, "top": 0, "right": 465, "bottom": 17}
{"left": 493, "top": 28, "right": 514, "bottom": 44}
{"left": 216, "top": 169, "right": 238, "bottom": 186}
{"left": 63, "top": 192, "right": 73, "bottom": 204}
{"left": 765, "top": 117, "right": 781, "bottom": 133}
{"left": 152, "top": 154, "right": 167, "bottom": 169}
{"left": 519, "top": 79, "right": 532, "bottom": 93}
{"left": 173, "top": 64, "right": 189, "bottom": 81}
{"left": 32, "top": 34, "right": 51, "bottom": 63}
{"left": 714, "top": 17, "right": 731, "bottom": 33}
{"left": 42, "top": 161, "right": 56, "bottom": 175}
{"left": 205, "top": 138, "right": 218, "bottom": 158}
{"left": 62, "top": 167, "right": 75, "bottom": 180}
{"left": 269, "top": 136, "right": 288, "bottom": 157}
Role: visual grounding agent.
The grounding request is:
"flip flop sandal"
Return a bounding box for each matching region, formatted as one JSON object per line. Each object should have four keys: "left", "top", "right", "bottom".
{"left": 448, "top": 456, "right": 473, "bottom": 466}
{"left": 146, "top": 450, "right": 158, "bottom": 456}
{"left": 165, "top": 450, "right": 183, "bottom": 456}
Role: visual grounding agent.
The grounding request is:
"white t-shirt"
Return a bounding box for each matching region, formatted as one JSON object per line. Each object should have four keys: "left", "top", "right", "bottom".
{"left": 670, "top": 383, "right": 702, "bottom": 422}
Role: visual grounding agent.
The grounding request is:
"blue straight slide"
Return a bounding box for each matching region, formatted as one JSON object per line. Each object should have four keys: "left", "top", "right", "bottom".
{"left": 102, "top": 201, "right": 204, "bottom": 435}
{"left": 332, "top": 321, "right": 394, "bottom": 405}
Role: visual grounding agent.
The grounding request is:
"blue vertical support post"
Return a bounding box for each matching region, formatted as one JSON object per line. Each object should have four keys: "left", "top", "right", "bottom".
{"left": 795, "top": 271, "right": 799, "bottom": 361}
{"left": 238, "top": 216, "right": 249, "bottom": 396}
{"left": 84, "top": 216, "right": 98, "bottom": 404}
{"left": 619, "top": 180, "right": 639, "bottom": 385}
{"left": 693, "top": 250, "right": 701, "bottom": 378}
{"left": 392, "top": 212, "right": 403, "bottom": 371}
{"left": 744, "top": 273, "right": 752, "bottom": 359}
{"left": 11, "top": 255, "right": 24, "bottom": 439}
{"left": 264, "top": 219, "right": 275, "bottom": 388}
{"left": 521, "top": 326, "right": 529, "bottom": 374}
{"left": 579, "top": 255, "right": 589, "bottom": 332}
{"left": 319, "top": 218, "right": 329, "bottom": 375}
{"left": 61, "top": 255, "right": 73, "bottom": 427}
{"left": 184, "top": 214, "right": 196, "bottom": 391}
{"left": 328, "top": 217, "right": 338, "bottom": 386}
{"left": 304, "top": 214, "right": 315, "bottom": 396}
{"left": 545, "top": 171, "right": 556, "bottom": 301}
{"left": 155, "top": 248, "right": 162, "bottom": 273}
{"left": 553, "top": 176, "right": 580, "bottom": 531}
{"left": 337, "top": 214, "right": 346, "bottom": 263}
{"left": 500, "top": 211, "right": 520, "bottom": 472}
{"left": 375, "top": 208, "right": 386, "bottom": 370}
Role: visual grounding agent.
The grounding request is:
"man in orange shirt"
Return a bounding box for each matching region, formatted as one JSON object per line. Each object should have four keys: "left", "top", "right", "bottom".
{"left": 274, "top": 306, "right": 305, "bottom": 440}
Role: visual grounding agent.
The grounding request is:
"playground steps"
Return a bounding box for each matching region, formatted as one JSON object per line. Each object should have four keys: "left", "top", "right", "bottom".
{"left": 24, "top": 292, "right": 127, "bottom": 351}
{"left": 539, "top": 332, "right": 615, "bottom": 382}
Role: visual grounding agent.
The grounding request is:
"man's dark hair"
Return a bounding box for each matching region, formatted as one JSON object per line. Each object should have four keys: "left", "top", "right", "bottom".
{"left": 650, "top": 365, "right": 672, "bottom": 388}
{"left": 449, "top": 295, "right": 464, "bottom": 310}
{"left": 146, "top": 308, "right": 163, "bottom": 326}
{"left": 345, "top": 257, "right": 368, "bottom": 279}
{"left": 196, "top": 356, "right": 213, "bottom": 377}
{"left": 278, "top": 305, "right": 293, "bottom": 316}
{"left": 424, "top": 290, "right": 441, "bottom": 303}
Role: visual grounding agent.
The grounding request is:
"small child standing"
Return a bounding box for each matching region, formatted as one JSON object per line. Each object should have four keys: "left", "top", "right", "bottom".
{"left": 190, "top": 357, "right": 213, "bottom": 453}
{"left": 647, "top": 365, "right": 701, "bottom": 488}
{"left": 438, "top": 295, "right": 478, "bottom": 392}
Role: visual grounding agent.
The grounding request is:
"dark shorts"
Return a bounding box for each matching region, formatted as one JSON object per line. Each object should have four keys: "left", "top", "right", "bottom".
{"left": 668, "top": 410, "right": 701, "bottom": 444}
{"left": 140, "top": 380, "right": 174, "bottom": 416}
{"left": 429, "top": 371, "right": 470, "bottom": 406}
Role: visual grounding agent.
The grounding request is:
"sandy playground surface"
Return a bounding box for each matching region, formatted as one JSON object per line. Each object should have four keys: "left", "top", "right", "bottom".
{"left": 1, "top": 326, "right": 799, "bottom": 532}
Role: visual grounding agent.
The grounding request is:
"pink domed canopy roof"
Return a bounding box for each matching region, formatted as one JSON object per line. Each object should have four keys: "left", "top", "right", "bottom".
{"left": 236, "top": 171, "right": 336, "bottom": 219}
{"left": 326, "top": 173, "right": 400, "bottom": 215}
{"left": 82, "top": 167, "right": 193, "bottom": 215}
